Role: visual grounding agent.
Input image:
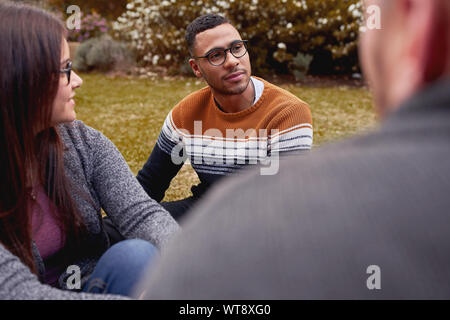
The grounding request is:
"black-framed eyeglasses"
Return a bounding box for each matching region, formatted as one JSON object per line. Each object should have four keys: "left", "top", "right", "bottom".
{"left": 193, "top": 40, "right": 248, "bottom": 66}
{"left": 60, "top": 60, "right": 72, "bottom": 85}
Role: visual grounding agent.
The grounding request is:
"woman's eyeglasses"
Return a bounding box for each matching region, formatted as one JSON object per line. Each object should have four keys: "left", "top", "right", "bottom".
{"left": 193, "top": 40, "right": 248, "bottom": 66}
{"left": 60, "top": 60, "right": 72, "bottom": 85}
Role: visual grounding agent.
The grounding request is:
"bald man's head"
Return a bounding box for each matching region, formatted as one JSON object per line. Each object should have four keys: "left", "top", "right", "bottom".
{"left": 359, "top": 0, "right": 450, "bottom": 118}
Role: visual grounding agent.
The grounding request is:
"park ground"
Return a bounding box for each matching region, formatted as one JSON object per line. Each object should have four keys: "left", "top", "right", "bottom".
{"left": 75, "top": 73, "right": 377, "bottom": 201}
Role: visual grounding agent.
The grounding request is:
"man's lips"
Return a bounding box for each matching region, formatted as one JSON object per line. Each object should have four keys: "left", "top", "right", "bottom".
{"left": 224, "top": 71, "right": 245, "bottom": 81}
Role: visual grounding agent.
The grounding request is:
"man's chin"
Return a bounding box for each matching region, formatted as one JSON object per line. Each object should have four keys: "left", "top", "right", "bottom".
{"left": 222, "top": 77, "right": 251, "bottom": 95}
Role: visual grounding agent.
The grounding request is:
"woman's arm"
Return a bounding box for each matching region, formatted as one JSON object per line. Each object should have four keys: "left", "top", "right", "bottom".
{"left": 77, "top": 121, "right": 180, "bottom": 248}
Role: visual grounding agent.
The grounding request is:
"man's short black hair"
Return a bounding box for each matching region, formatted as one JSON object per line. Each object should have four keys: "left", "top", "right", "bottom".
{"left": 185, "top": 14, "right": 231, "bottom": 56}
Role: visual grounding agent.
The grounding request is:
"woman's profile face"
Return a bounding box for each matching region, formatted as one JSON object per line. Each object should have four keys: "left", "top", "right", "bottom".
{"left": 51, "top": 38, "right": 83, "bottom": 126}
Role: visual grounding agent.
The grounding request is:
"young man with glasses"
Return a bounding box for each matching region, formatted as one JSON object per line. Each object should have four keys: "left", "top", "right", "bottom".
{"left": 136, "top": 14, "right": 313, "bottom": 222}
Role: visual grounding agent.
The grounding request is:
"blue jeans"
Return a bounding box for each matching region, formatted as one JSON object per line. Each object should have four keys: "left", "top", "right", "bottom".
{"left": 82, "top": 239, "right": 158, "bottom": 297}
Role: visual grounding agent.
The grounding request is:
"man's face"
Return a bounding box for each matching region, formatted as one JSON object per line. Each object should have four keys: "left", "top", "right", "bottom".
{"left": 189, "top": 23, "right": 252, "bottom": 96}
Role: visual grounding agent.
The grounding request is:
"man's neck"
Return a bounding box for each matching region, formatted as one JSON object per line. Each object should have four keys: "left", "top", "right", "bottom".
{"left": 213, "top": 79, "right": 255, "bottom": 113}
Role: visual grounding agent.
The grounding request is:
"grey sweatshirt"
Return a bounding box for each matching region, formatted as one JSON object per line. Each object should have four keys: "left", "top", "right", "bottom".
{"left": 0, "top": 120, "right": 179, "bottom": 299}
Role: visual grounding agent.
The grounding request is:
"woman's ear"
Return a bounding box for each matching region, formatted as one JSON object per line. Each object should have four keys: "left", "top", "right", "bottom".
{"left": 189, "top": 59, "right": 202, "bottom": 78}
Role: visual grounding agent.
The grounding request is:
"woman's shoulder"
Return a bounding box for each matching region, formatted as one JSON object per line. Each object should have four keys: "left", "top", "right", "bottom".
{"left": 58, "top": 120, "right": 101, "bottom": 139}
{"left": 57, "top": 120, "right": 109, "bottom": 150}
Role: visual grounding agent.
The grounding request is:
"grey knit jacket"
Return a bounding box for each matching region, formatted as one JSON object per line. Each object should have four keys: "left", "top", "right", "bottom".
{"left": 0, "top": 120, "right": 180, "bottom": 299}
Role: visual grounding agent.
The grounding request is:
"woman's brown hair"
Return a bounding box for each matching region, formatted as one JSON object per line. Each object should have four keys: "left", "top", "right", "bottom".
{"left": 0, "top": 2, "right": 87, "bottom": 273}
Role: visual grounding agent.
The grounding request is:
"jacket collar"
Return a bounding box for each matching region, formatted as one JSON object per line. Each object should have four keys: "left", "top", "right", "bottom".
{"left": 382, "top": 77, "right": 450, "bottom": 132}
{"left": 388, "top": 76, "right": 450, "bottom": 118}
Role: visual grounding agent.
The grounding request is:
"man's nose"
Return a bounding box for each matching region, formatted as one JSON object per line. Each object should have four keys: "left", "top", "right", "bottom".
{"left": 223, "top": 50, "right": 240, "bottom": 68}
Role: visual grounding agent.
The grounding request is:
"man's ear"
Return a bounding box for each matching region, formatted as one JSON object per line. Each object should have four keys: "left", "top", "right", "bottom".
{"left": 403, "top": 0, "right": 447, "bottom": 84}
{"left": 189, "top": 59, "right": 203, "bottom": 78}
{"left": 420, "top": 0, "right": 449, "bottom": 82}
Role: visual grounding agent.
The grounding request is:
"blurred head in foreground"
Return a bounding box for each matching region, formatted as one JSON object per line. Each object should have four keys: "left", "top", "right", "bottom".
{"left": 136, "top": 0, "right": 450, "bottom": 299}
{"left": 359, "top": 0, "right": 450, "bottom": 117}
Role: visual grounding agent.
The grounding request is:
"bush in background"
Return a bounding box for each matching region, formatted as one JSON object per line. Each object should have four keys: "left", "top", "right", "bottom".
{"left": 73, "top": 35, "right": 135, "bottom": 73}
{"left": 290, "top": 52, "right": 314, "bottom": 81}
{"left": 47, "top": 0, "right": 128, "bottom": 20}
{"left": 67, "top": 12, "right": 110, "bottom": 43}
{"left": 113, "top": 0, "right": 363, "bottom": 77}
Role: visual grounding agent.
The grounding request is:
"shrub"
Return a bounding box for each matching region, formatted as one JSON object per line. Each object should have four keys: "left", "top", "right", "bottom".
{"left": 68, "top": 12, "right": 110, "bottom": 43}
{"left": 113, "top": 0, "right": 363, "bottom": 76}
{"left": 47, "top": 0, "right": 128, "bottom": 20}
{"left": 291, "top": 52, "right": 314, "bottom": 81}
{"left": 73, "top": 35, "right": 135, "bottom": 73}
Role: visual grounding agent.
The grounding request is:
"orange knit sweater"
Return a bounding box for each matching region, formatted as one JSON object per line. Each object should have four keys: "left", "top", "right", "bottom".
{"left": 171, "top": 77, "right": 312, "bottom": 140}
{"left": 137, "top": 77, "right": 313, "bottom": 200}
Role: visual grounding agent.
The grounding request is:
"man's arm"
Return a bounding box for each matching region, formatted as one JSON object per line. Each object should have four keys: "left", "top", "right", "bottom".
{"left": 137, "top": 139, "right": 185, "bottom": 202}
{"left": 268, "top": 103, "right": 313, "bottom": 156}
{"left": 137, "top": 112, "right": 187, "bottom": 202}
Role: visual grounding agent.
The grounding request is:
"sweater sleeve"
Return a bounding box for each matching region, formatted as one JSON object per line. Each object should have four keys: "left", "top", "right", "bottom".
{"left": 267, "top": 103, "right": 313, "bottom": 155}
{"left": 0, "top": 244, "right": 127, "bottom": 300}
{"left": 79, "top": 122, "right": 180, "bottom": 249}
{"left": 137, "top": 112, "right": 186, "bottom": 202}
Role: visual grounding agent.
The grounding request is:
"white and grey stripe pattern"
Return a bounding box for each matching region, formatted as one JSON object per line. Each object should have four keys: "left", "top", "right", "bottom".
{"left": 156, "top": 112, "right": 313, "bottom": 175}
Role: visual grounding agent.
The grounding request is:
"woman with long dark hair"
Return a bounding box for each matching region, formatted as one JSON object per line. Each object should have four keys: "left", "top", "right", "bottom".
{"left": 0, "top": 2, "right": 179, "bottom": 299}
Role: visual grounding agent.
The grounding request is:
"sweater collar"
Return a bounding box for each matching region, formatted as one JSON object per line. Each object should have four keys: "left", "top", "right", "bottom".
{"left": 212, "top": 77, "right": 268, "bottom": 118}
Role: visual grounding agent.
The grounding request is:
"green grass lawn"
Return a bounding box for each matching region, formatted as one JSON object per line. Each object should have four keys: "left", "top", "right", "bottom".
{"left": 75, "top": 73, "right": 377, "bottom": 201}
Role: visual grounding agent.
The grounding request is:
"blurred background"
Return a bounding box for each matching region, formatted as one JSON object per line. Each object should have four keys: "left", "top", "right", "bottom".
{"left": 14, "top": 0, "right": 364, "bottom": 81}
{"left": 9, "top": 0, "right": 375, "bottom": 202}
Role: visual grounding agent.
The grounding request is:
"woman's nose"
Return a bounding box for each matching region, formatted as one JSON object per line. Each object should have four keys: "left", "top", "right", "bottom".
{"left": 71, "top": 71, "right": 83, "bottom": 89}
